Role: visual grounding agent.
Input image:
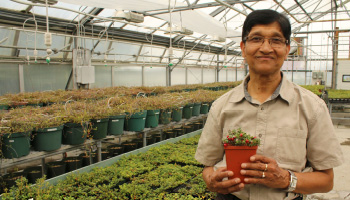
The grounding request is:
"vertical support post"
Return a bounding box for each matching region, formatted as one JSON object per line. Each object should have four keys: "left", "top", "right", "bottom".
{"left": 18, "top": 64, "right": 24, "bottom": 92}
{"left": 41, "top": 158, "right": 46, "bottom": 177}
{"left": 216, "top": 54, "right": 219, "bottom": 82}
{"left": 96, "top": 141, "right": 102, "bottom": 162}
{"left": 332, "top": 27, "right": 339, "bottom": 89}
{"left": 111, "top": 66, "right": 115, "bottom": 87}
{"left": 292, "top": 55, "right": 294, "bottom": 82}
{"left": 201, "top": 65, "right": 204, "bottom": 84}
{"left": 142, "top": 66, "right": 145, "bottom": 86}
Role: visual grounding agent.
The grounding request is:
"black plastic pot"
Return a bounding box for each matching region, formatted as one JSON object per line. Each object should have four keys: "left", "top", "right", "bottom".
{"left": 2, "top": 171, "right": 26, "bottom": 189}
{"left": 146, "top": 135, "right": 156, "bottom": 145}
{"left": 132, "top": 138, "right": 144, "bottom": 148}
{"left": 24, "top": 166, "right": 44, "bottom": 184}
{"left": 164, "top": 130, "right": 176, "bottom": 139}
{"left": 173, "top": 127, "right": 185, "bottom": 136}
{"left": 108, "top": 144, "right": 124, "bottom": 157}
{"left": 64, "top": 156, "right": 83, "bottom": 172}
{"left": 46, "top": 161, "right": 66, "bottom": 179}
{"left": 79, "top": 152, "right": 97, "bottom": 166}
{"left": 121, "top": 142, "right": 138, "bottom": 153}
{"left": 184, "top": 125, "right": 194, "bottom": 134}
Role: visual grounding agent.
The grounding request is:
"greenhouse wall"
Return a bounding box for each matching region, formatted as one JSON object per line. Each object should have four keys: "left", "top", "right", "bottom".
{"left": 0, "top": 62, "right": 327, "bottom": 96}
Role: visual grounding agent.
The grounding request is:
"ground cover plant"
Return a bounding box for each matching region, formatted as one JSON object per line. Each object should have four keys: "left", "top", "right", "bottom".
{"left": 1, "top": 134, "right": 216, "bottom": 200}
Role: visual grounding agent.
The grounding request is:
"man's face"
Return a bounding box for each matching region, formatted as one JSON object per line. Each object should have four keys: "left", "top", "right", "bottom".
{"left": 240, "top": 22, "right": 290, "bottom": 76}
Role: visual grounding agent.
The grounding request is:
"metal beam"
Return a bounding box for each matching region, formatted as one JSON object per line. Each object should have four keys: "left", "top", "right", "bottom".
{"left": 146, "top": 0, "right": 261, "bottom": 16}
{"left": 0, "top": 9, "right": 241, "bottom": 55}
{"left": 294, "top": 0, "right": 313, "bottom": 20}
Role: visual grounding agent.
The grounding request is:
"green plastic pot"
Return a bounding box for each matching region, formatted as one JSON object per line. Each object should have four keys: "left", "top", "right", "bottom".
{"left": 62, "top": 122, "right": 88, "bottom": 145}
{"left": 90, "top": 118, "right": 109, "bottom": 139}
{"left": 0, "top": 104, "right": 9, "bottom": 110}
{"left": 182, "top": 103, "right": 194, "bottom": 119}
{"left": 192, "top": 102, "right": 201, "bottom": 116}
{"left": 145, "top": 109, "right": 160, "bottom": 128}
{"left": 171, "top": 107, "right": 183, "bottom": 122}
{"left": 108, "top": 115, "right": 126, "bottom": 135}
{"left": 1, "top": 131, "right": 31, "bottom": 159}
{"left": 125, "top": 110, "right": 147, "bottom": 132}
{"left": 200, "top": 103, "right": 209, "bottom": 114}
{"left": 32, "top": 125, "right": 64, "bottom": 151}
{"left": 159, "top": 109, "right": 172, "bottom": 124}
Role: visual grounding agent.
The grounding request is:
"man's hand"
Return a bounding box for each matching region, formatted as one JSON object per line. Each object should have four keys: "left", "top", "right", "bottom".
{"left": 240, "top": 154, "right": 290, "bottom": 189}
{"left": 203, "top": 166, "right": 245, "bottom": 194}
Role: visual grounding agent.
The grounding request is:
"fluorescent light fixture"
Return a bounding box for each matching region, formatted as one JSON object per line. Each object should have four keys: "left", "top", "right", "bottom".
{"left": 165, "top": 26, "right": 193, "bottom": 35}
{"left": 28, "top": 0, "right": 58, "bottom": 5}
{"left": 210, "top": 35, "right": 226, "bottom": 43}
{"left": 111, "top": 11, "right": 144, "bottom": 23}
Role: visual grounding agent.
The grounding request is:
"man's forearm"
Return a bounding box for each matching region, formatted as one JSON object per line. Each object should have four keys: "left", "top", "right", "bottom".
{"left": 292, "top": 169, "right": 334, "bottom": 194}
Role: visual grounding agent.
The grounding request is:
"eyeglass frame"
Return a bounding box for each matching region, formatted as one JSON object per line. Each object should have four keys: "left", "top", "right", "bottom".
{"left": 243, "top": 36, "right": 289, "bottom": 48}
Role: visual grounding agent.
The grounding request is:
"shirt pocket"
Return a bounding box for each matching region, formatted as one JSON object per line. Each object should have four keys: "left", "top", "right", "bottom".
{"left": 276, "top": 128, "right": 307, "bottom": 164}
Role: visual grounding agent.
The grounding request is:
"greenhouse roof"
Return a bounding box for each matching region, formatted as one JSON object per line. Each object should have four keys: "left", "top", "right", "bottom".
{"left": 0, "top": 0, "right": 349, "bottom": 65}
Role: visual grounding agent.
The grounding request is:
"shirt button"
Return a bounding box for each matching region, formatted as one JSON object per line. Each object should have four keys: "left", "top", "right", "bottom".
{"left": 259, "top": 134, "right": 262, "bottom": 138}
{"left": 261, "top": 107, "right": 264, "bottom": 110}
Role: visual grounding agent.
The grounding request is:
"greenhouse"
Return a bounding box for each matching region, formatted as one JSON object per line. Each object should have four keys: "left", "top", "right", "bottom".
{"left": 0, "top": 0, "right": 349, "bottom": 199}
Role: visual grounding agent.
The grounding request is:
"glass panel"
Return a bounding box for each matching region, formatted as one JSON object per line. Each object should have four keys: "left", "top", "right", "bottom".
{"left": 90, "top": 66, "right": 112, "bottom": 88}
{"left": 144, "top": 66, "right": 166, "bottom": 86}
{"left": 0, "top": 29, "right": 15, "bottom": 56}
{"left": 187, "top": 68, "right": 202, "bottom": 84}
{"left": 113, "top": 66, "right": 142, "bottom": 86}
{"left": 0, "top": 64, "right": 20, "bottom": 95}
{"left": 203, "top": 68, "right": 215, "bottom": 84}
{"left": 23, "top": 64, "right": 71, "bottom": 92}
{"left": 1, "top": 0, "right": 28, "bottom": 11}
{"left": 30, "top": 2, "right": 93, "bottom": 21}
{"left": 171, "top": 67, "right": 186, "bottom": 85}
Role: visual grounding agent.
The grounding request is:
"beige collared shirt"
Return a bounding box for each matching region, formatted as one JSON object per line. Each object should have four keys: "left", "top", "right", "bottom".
{"left": 195, "top": 73, "right": 343, "bottom": 200}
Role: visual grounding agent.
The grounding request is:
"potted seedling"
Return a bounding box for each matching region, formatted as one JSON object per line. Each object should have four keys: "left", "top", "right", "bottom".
{"left": 222, "top": 128, "right": 260, "bottom": 182}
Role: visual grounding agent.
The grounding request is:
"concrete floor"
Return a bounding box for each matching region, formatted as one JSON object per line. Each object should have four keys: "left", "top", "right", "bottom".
{"left": 308, "top": 125, "right": 350, "bottom": 200}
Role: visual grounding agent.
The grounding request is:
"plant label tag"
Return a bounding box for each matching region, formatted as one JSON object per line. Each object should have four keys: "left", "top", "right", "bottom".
{"left": 155, "top": 112, "right": 159, "bottom": 114}
{"left": 168, "top": 112, "right": 171, "bottom": 114}
{"left": 179, "top": 107, "right": 183, "bottom": 109}
{"left": 190, "top": 107, "right": 193, "bottom": 109}
{"left": 48, "top": 128, "right": 57, "bottom": 131}
{"left": 97, "top": 120, "right": 101, "bottom": 123}
{"left": 112, "top": 120, "right": 119, "bottom": 122}
{"left": 143, "top": 118, "right": 146, "bottom": 120}
{"left": 9, "top": 140, "right": 14, "bottom": 143}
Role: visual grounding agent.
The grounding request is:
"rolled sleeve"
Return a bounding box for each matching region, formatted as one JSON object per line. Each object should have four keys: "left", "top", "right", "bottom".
{"left": 195, "top": 104, "right": 225, "bottom": 166}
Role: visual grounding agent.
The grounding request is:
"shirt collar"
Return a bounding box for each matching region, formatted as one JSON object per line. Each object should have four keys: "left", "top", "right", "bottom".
{"left": 229, "top": 71, "right": 294, "bottom": 104}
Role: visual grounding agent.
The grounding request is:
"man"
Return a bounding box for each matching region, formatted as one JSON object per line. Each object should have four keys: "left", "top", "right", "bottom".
{"left": 195, "top": 9, "right": 343, "bottom": 200}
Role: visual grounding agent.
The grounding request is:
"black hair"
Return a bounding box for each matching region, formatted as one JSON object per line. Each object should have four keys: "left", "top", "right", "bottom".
{"left": 242, "top": 9, "right": 291, "bottom": 45}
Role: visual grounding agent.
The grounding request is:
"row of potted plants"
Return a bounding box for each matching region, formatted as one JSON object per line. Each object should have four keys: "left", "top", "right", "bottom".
{"left": 0, "top": 89, "right": 225, "bottom": 159}
{"left": 1, "top": 134, "right": 217, "bottom": 199}
{"left": 0, "top": 82, "right": 240, "bottom": 109}
{"left": 0, "top": 119, "right": 204, "bottom": 194}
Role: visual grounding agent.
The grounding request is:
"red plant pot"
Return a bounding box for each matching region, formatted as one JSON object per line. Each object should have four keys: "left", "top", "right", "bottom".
{"left": 224, "top": 145, "right": 258, "bottom": 183}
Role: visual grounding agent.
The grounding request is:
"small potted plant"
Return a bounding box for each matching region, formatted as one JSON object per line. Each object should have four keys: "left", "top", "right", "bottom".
{"left": 222, "top": 128, "right": 260, "bottom": 182}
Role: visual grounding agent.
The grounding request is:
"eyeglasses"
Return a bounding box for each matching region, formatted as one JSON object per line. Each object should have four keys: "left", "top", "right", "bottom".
{"left": 243, "top": 36, "right": 288, "bottom": 48}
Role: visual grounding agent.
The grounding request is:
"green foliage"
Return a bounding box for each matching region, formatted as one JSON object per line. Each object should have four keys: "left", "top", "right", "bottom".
{"left": 222, "top": 128, "right": 261, "bottom": 147}
{"left": 1, "top": 134, "right": 214, "bottom": 199}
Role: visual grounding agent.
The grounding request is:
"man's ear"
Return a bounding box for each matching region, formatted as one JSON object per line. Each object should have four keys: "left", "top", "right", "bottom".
{"left": 240, "top": 41, "right": 246, "bottom": 58}
{"left": 284, "top": 44, "right": 291, "bottom": 59}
